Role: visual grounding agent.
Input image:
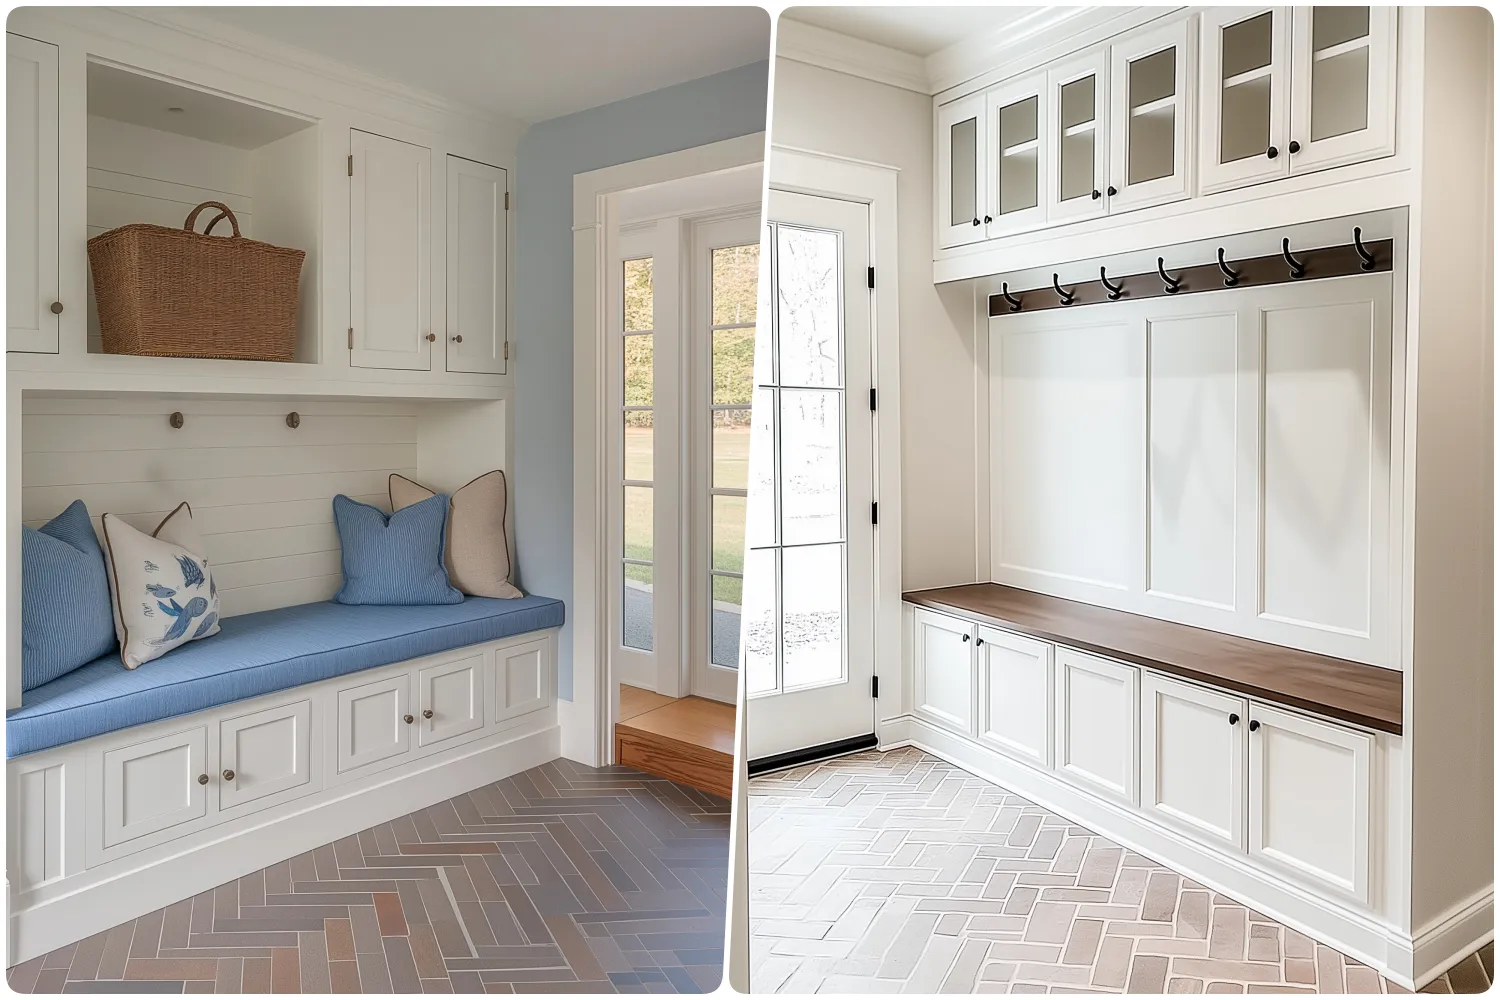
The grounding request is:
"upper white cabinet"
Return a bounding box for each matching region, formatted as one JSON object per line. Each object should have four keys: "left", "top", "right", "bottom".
{"left": 350, "top": 129, "right": 433, "bottom": 371}
{"left": 1109, "top": 17, "right": 1195, "bottom": 212}
{"left": 7, "top": 33, "right": 59, "bottom": 354}
{"left": 1046, "top": 52, "right": 1110, "bottom": 226}
{"left": 937, "top": 92, "right": 987, "bottom": 248}
{"left": 1202, "top": 6, "right": 1396, "bottom": 194}
{"left": 445, "top": 155, "right": 508, "bottom": 375}
{"left": 985, "top": 73, "right": 1048, "bottom": 238}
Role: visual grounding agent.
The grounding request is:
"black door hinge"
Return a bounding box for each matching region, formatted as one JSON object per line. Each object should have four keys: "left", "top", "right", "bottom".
{"left": 872, "top": 502, "right": 879, "bottom": 525}
{"left": 867, "top": 266, "right": 875, "bottom": 289}
{"left": 871, "top": 675, "right": 880, "bottom": 699}
{"left": 869, "top": 387, "right": 877, "bottom": 411}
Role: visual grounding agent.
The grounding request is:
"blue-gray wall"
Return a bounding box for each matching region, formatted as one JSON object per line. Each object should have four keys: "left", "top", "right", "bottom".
{"left": 513, "top": 60, "right": 768, "bottom": 699}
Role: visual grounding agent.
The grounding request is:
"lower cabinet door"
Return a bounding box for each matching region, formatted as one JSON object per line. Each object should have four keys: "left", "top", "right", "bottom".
{"left": 1054, "top": 648, "right": 1139, "bottom": 804}
{"left": 976, "top": 625, "right": 1052, "bottom": 766}
{"left": 218, "top": 699, "right": 316, "bottom": 814}
{"left": 417, "top": 653, "right": 486, "bottom": 749}
{"left": 335, "top": 673, "right": 413, "bottom": 775}
{"left": 1141, "top": 674, "right": 1247, "bottom": 849}
{"left": 912, "top": 608, "right": 976, "bottom": 734}
{"left": 1247, "top": 703, "right": 1372, "bottom": 903}
{"left": 494, "top": 639, "right": 550, "bottom": 723}
{"left": 98, "top": 726, "right": 210, "bottom": 851}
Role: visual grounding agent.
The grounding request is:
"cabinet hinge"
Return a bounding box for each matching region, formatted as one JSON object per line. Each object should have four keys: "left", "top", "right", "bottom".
{"left": 872, "top": 501, "right": 879, "bottom": 526}
{"left": 347, "top": 327, "right": 354, "bottom": 350}
{"left": 347, "top": 154, "right": 353, "bottom": 177}
{"left": 870, "top": 387, "right": 877, "bottom": 411}
{"left": 871, "top": 676, "right": 879, "bottom": 699}
{"left": 504, "top": 191, "right": 510, "bottom": 211}
{"left": 503, "top": 341, "right": 510, "bottom": 361}
{"left": 867, "top": 265, "right": 875, "bottom": 289}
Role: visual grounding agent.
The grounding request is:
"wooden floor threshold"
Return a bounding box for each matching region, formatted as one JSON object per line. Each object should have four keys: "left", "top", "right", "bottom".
{"left": 614, "top": 693, "right": 734, "bottom": 800}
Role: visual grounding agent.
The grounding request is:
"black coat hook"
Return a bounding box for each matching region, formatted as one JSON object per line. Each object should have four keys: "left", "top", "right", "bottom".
{"left": 1216, "top": 248, "right": 1240, "bottom": 287}
{"left": 1099, "top": 266, "right": 1124, "bottom": 301}
{"left": 1353, "top": 227, "right": 1375, "bottom": 271}
{"left": 1001, "top": 282, "right": 1023, "bottom": 312}
{"left": 1052, "top": 273, "right": 1075, "bottom": 306}
{"left": 1157, "top": 257, "right": 1182, "bottom": 294}
{"left": 1282, "top": 238, "right": 1306, "bottom": 279}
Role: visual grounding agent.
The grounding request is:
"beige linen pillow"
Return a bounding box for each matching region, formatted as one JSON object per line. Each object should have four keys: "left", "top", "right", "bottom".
{"left": 389, "top": 471, "right": 523, "bottom": 599}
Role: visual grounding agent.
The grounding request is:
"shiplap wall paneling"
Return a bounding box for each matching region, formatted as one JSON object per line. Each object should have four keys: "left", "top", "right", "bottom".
{"left": 20, "top": 396, "right": 420, "bottom": 618}
{"left": 994, "top": 316, "right": 1143, "bottom": 591}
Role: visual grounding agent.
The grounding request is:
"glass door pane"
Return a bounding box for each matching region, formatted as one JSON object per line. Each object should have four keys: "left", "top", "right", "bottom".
{"left": 1058, "top": 74, "right": 1097, "bottom": 202}
{"left": 949, "top": 115, "right": 978, "bottom": 228}
{"left": 997, "top": 95, "right": 1039, "bottom": 216}
{"left": 1219, "top": 11, "right": 1275, "bottom": 163}
{"left": 1127, "top": 47, "right": 1178, "bottom": 184}
{"left": 1309, "top": 7, "right": 1370, "bottom": 141}
{"left": 621, "top": 256, "right": 654, "bottom": 651}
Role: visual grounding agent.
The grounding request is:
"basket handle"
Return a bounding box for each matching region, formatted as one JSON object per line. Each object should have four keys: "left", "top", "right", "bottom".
{"left": 183, "top": 201, "right": 241, "bottom": 238}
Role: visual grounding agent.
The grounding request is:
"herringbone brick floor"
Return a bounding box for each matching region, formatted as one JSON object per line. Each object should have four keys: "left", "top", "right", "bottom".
{"left": 7, "top": 758, "right": 729, "bottom": 994}
{"left": 749, "top": 748, "right": 1490, "bottom": 994}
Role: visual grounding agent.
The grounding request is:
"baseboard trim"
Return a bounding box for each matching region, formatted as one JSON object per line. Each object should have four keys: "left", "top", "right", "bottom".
{"left": 1410, "top": 886, "right": 1495, "bottom": 989}
{"left": 880, "top": 714, "right": 1425, "bottom": 989}
{"left": 8, "top": 723, "right": 560, "bottom": 964}
{"left": 748, "top": 732, "right": 878, "bottom": 777}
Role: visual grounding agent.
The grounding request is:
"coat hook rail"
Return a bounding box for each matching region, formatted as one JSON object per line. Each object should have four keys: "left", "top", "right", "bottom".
{"left": 987, "top": 237, "right": 1393, "bottom": 317}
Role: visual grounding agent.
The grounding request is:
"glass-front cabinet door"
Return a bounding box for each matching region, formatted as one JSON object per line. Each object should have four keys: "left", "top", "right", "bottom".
{"left": 1109, "top": 17, "right": 1194, "bottom": 211}
{"left": 1289, "top": 6, "right": 1396, "bottom": 173}
{"left": 1200, "top": 7, "right": 1290, "bottom": 194}
{"left": 936, "top": 91, "right": 986, "bottom": 249}
{"left": 985, "top": 73, "right": 1048, "bottom": 237}
{"left": 1046, "top": 53, "right": 1109, "bottom": 225}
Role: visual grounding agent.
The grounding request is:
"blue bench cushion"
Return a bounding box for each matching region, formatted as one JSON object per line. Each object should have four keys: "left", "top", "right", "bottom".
{"left": 7, "top": 595, "right": 565, "bottom": 758}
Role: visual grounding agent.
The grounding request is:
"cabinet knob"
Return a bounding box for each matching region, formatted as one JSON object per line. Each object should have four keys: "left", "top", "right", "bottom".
{"left": 197, "top": 773, "right": 209, "bottom": 785}
{"left": 1107, "top": 185, "right": 1117, "bottom": 196}
{"left": 452, "top": 334, "right": 463, "bottom": 343}
{"left": 423, "top": 709, "right": 434, "bottom": 719}
{"left": 1266, "top": 145, "right": 1279, "bottom": 159}
{"left": 1288, "top": 140, "right": 1302, "bottom": 154}
{"left": 1248, "top": 719, "right": 1261, "bottom": 732}
{"left": 1091, "top": 189, "right": 1101, "bottom": 200}
{"left": 1228, "top": 713, "right": 1239, "bottom": 726}
{"left": 984, "top": 215, "right": 993, "bottom": 224}
{"left": 49, "top": 301, "right": 63, "bottom": 315}
{"left": 424, "top": 332, "right": 436, "bottom": 342}
{"left": 403, "top": 714, "right": 415, "bottom": 725}
{"left": 962, "top": 634, "right": 970, "bottom": 643}
{"left": 222, "top": 769, "right": 235, "bottom": 781}
{"left": 972, "top": 218, "right": 981, "bottom": 226}
{"left": 975, "top": 637, "right": 985, "bottom": 647}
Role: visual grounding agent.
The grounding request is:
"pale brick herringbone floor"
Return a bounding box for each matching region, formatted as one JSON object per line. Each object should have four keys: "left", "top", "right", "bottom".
{"left": 7, "top": 758, "right": 728, "bottom": 994}
{"left": 749, "top": 748, "right": 1490, "bottom": 994}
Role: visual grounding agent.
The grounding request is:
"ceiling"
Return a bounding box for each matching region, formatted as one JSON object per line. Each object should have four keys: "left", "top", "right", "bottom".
{"left": 782, "top": 6, "right": 1046, "bottom": 58}
{"left": 88, "top": 61, "right": 314, "bottom": 148}
{"left": 179, "top": 7, "right": 771, "bottom": 125}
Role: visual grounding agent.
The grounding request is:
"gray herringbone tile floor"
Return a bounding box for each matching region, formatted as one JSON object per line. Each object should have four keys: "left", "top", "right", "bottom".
{"left": 749, "top": 748, "right": 1489, "bottom": 994}
{"left": 8, "top": 758, "right": 729, "bottom": 994}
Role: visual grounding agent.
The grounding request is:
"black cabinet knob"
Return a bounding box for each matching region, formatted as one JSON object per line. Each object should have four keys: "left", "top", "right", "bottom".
{"left": 1267, "top": 146, "right": 1279, "bottom": 159}
{"left": 1248, "top": 720, "right": 1261, "bottom": 732}
{"left": 975, "top": 637, "right": 985, "bottom": 647}
{"left": 1107, "top": 185, "right": 1117, "bottom": 196}
{"left": 984, "top": 215, "right": 993, "bottom": 224}
{"left": 1288, "top": 140, "right": 1302, "bottom": 154}
{"left": 972, "top": 218, "right": 981, "bottom": 226}
{"left": 962, "top": 634, "right": 970, "bottom": 643}
{"left": 1229, "top": 713, "right": 1239, "bottom": 726}
{"left": 1091, "top": 189, "right": 1101, "bottom": 200}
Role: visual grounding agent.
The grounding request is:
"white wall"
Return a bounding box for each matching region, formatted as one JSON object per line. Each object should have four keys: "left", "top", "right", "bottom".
{"left": 770, "top": 57, "right": 982, "bottom": 592}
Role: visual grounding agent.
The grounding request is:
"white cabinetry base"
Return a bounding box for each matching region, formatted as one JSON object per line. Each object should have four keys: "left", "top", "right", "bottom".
{"left": 878, "top": 714, "right": 1462, "bottom": 991}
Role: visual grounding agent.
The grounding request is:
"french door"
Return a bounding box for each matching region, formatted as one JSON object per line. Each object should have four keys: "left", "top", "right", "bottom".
{"left": 745, "top": 190, "right": 875, "bottom": 765}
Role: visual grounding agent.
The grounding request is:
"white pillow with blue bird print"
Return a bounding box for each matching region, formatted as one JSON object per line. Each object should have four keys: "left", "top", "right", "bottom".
{"left": 101, "top": 502, "right": 221, "bottom": 669}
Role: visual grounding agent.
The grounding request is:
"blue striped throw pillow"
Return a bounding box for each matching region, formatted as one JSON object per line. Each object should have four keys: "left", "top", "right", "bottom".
{"left": 332, "top": 493, "right": 463, "bottom": 606}
{"left": 21, "top": 499, "right": 117, "bottom": 689}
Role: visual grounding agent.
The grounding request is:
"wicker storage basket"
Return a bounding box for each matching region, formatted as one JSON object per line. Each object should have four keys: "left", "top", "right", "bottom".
{"left": 87, "top": 201, "right": 306, "bottom": 361}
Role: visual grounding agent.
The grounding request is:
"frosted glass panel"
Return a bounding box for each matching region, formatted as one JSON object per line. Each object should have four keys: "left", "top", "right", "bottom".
{"left": 999, "top": 149, "right": 1039, "bottom": 215}
{"left": 1311, "top": 47, "right": 1369, "bottom": 141}
{"left": 949, "top": 116, "right": 977, "bottom": 227}
{"left": 1058, "top": 75, "right": 1097, "bottom": 204}
{"left": 1223, "top": 11, "right": 1273, "bottom": 78}
{"left": 780, "top": 389, "right": 843, "bottom": 545}
{"left": 1129, "top": 47, "right": 1177, "bottom": 107}
{"left": 782, "top": 543, "right": 844, "bottom": 689}
{"left": 1220, "top": 12, "right": 1274, "bottom": 163}
{"left": 775, "top": 226, "right": 842, "bottom": 388}
{"left": 999, "top": 95, "right": 1038, "bottom": 149}
{"left": 1312, "top": 6, "right": 1369, "bottom": 51}
{"left": 1060, "top": 76, "right": 1095, "bottom": 129}
{"left": 1128, "top": 48, "right": 1177, "bottom": 184}
{"left": 743, "top": 548, "right": 775, "bottom": 694}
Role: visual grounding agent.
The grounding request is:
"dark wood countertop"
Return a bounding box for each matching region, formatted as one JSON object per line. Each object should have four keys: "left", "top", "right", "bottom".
{"left": 903, "top": 583, "right": 1402, "bottom": 735}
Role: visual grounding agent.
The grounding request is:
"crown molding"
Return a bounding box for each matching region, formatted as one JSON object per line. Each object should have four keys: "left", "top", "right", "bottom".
{"left": 776, "top": 17, "right": 930, "bottom": 95}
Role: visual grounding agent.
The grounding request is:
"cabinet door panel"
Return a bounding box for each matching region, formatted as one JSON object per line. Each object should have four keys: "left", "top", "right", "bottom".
{"left": 218, "top": 699, "right": 315, "bottom": 814}
{"left": 445, "top": 155, "right": 507, "bottom": 374}
{"left": 936, "top": 92, "right": 987, "bottom": 249}
{"left": 10, "top": 756, "right": 72, "bottom": 891}
{"left": 335, "top": 673, "right": 411, "bottom": 774}
{"left": 100, "top": 727, "right": 209, "bottom": 850}
{"left": 1109, "top": 17, "right": 1195, "bottom": 211}
{"left": 986, "top": 73, "right": 1049, "bottom": 237}
{"left": 1200, "top": 7, "right": 1291, "bottom": 194}
{"left": 1248, "top": 703, "right": 1371, "bottom": 902}
{"left": 1054, "top": 648, "right": 1138, "bottom": 803}
{"left": 350, "top": 129, "right": 431, "bottom": 371}
{"left": 1141, "top": 675, "right": 1246, "bottom": 849}
{"left": 912, "top": 609, "right": 975, "bottom": 734}
{"left": 1047, "top": 52, "right": 1109, "bottom": 224}
{"left": 495, "top": 639, "right": 550, "bottom": 723}
{"left": 419, "top": 653, "right": 486, "bottom": 747}
{"left": 1289, "top": 6, "right": 1396, "bottom": 173}
{"left": 977, "top": 626, "right": 1052, "bottom": 766}
{"left": 7, "top": 33, "right": 59, "bottom": 354}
